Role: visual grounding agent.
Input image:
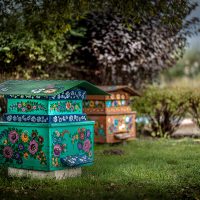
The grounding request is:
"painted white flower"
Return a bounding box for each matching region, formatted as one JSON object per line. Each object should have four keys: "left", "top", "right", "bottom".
{"left": 31, "top": 116, "right": 36, "bottom": 122}
{"left": 37, "top": 116, "right": 41, "bottom": 122}
{"left": 13, "top": 116, "right": 17, "bottom": 121}
{"left": 31, "top": 88, "right": 45, "bottom": 94}
{"left": 53, "top": 116, "right": 58, "bottom": 123}
{"left": 7, "top": 115, "right": 12, "bottom": 122}
{"left": 1, "top": 87, "right": 8, "bottom": 92}
{"left": 69, "top": 115, "right": 73, "bottom": 122}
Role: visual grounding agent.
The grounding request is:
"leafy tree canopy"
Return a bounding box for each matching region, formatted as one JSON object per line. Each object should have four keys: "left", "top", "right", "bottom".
{"left": 0, "top": 1, "right": 199, "bottom": 89}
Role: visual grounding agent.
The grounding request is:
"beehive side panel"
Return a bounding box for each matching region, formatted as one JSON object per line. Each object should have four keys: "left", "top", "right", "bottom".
{"left": 50, "top": 123, "right": 94, "bottom": 170}
{"left": 87, "top": 115, "right": 106, "bottom": 143}
{"left": 0, "top": 124, "right": 49, "bottom": 171}
{"left": 7, "top": 98, "right": 48, "bottom": 115}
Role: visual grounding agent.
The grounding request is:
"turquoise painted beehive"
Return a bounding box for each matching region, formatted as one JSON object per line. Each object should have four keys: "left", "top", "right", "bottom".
{"left": 0, "top": 80, "right": 108, "bottom": 171}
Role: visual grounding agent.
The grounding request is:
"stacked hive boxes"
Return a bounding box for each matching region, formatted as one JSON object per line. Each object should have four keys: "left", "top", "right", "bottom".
{"left": 0, "top": 80, "right": 107, "bottom": 171}
{"left": 83, "top": 86, "right": 139, "bottom": 143}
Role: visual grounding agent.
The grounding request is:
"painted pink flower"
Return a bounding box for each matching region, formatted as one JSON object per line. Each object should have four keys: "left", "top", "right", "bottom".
{"left": 22, "top": 108, "right": 26, "bottom": 112}
{"left": 3, "top": 146, "right": 13, "bottom": 158}
{"left": 83, "top": 139, "right": 91, "bottom": 153}
{"left": 54, "top": 144, "right": 62, "bottom": 157}
{"left": 33, "top": 106, "right": 36, "bottom": 110}
{"left": 79, "top": 132, "right": 85, "bottom": 140}
{"left": 18, "top": 104, "right": 22, "bottom": 108}
{"left": 8, "top": 130, "right": 19, "bottom": 144}
{"left": 28, "top": 140, "right": 38, "bottom": 155}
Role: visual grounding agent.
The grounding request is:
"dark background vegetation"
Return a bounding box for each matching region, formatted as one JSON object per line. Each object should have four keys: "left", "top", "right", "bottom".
{"left": 0, "top": 0, "right": 199, "bottom": 89}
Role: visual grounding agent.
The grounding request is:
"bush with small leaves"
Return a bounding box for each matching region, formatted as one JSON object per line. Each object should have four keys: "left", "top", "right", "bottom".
{"left": 133, "top": 87, "right": 188, "bottom": 137}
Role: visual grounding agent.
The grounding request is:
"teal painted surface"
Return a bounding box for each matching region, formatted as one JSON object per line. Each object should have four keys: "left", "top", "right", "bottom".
{"left": 7, "top": 98, "right": 83, "bottom": 115}
{"left": 7, "top": 99, "right": 48, "bottom": 115}
{"left": 0, "top": 124, "right": 50, "bottom": 171}
{"left": 0, "top": 80, "right": 109, "bottom": 96}
{"left": 50, "top": 124, "right": 94, "bottom": 170}
{"left": 0, "top": 121, "right": 94, "bottom": 171}
{"left": 49, "top": 100, "right": 82, "bottom": 115}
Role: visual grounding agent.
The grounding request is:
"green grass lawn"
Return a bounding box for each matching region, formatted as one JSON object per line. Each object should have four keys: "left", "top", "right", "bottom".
{"left": 1, "top": 138, "right": 200, "bottom": 200}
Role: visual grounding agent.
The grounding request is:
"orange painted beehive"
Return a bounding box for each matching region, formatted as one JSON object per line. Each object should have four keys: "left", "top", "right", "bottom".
{"left": 83, "top": 86, "right": 139, "bottom": 143}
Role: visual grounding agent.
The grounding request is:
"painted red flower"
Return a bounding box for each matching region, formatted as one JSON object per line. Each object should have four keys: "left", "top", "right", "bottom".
{"left": 66, "top": 102, "right": 71, "bottom": 110}
{"left": 79, "top": 132, "right": 85, "bottom": 140}
{"left": 32, "top": 131, "right": 37, "bottom": 138}
{"left": 26, "top": 104, "right": 32, "bottom": 110}
{"left": 38, "top": 136, "right": 44, "bottom": 144}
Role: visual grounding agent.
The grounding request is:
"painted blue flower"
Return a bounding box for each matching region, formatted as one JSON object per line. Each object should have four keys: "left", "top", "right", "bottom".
{"left": 14, "top": 152, "right": 21, "bottom": 160}
{"left": 106, "top": 101, "right": 111, "bottom": 107}
{"left": 18, "top": 143, "right": 24, "bottom": 151}
{"left": 86, "top": 129, "right": 91, "bottom": 138}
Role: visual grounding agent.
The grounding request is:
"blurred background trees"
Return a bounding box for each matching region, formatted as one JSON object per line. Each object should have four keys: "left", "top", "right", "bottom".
{"left": 0, "top": 0, "right": 199, "bottom": 89}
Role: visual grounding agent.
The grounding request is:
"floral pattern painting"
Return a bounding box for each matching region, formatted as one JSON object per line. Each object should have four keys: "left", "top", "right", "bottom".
{"left": 83, "top": 100, "right": 105, "bottom": 109}
{"left": 52, "top": 130, "right": 68, "bottom": 167}
{"left": 50, "top": 101, "right": 81, "bottom": 113}
{"left": 108, "top": 116, "right": 133, "bottom": 134}
{"left": 9, "top": 101, "right": 47, "bottom": 113}
{"left": 70, "top": 128, "right": 93, "bottom": 158}
{"left": 0, "top": 128, "right": 47, "bottom": 165}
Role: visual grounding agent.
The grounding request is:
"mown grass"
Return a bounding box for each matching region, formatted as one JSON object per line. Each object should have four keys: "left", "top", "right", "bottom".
{"left": 1, "top": 138, "right": 200, "bottom": 200}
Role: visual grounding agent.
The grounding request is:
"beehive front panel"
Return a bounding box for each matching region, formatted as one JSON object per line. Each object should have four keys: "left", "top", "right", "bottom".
{"left": 49, "top": 123, "right": 94, "bottom": 170}
{"left": 106, "top": 113, "right": 136, "bottom": 143}
{"left": 48, "top": 100, "right": 83, "bottom": 115}
{"left": 0, "top": 123, "right": 50, "bottom": 171}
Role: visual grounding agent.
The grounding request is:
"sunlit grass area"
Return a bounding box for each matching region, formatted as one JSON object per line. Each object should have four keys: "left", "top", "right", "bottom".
{"left": 1, "top": 138, "right": 200, "bottom": 200}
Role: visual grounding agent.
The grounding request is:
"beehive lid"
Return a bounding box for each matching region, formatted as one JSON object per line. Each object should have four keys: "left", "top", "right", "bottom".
{"left": 0, "top": 80, "right": 109, "bottom": 96}
{"left": 99, "top": 85, "right": 140, "bottom": 96}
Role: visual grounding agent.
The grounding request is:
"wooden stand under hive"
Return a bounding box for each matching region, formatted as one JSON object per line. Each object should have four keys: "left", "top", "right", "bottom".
{"left": 0, "top": 80, "right": 108, "bottom": 178}
{"left": 83, "top": 86, "right": 140, "bottom": 143}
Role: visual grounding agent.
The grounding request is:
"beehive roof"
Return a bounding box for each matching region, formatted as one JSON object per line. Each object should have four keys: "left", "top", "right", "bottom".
{"left": 99, "top": 85, "right": 140, "bottom": 96}
{"left": 0, "top": 80, "right": 109, "bottom": 96}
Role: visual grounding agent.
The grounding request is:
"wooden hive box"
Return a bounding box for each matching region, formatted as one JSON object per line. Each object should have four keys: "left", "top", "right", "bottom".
{"left": 83, "top": 86, "right": 140, "bottom": 143}
{"left": 0, "top": 80, "right": 108, "bottom": 172}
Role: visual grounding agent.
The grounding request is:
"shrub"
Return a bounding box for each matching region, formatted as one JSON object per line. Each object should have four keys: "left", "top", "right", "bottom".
{"left": 187, "top": 88, "right": 200, "bottom": 129}
{"left": 133, "top": 87, "right": 188, "bottom": 137}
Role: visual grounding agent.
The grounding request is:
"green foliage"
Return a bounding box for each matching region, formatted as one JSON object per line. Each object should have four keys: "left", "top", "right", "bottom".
{"left": 133, "top": 87, "right": 188, "bottom": 137}
{"left": 0, "top": 1, "right": 199, "bottom": 87}
{"left": 163, "top": 50, "right": 200, "bottom": 81}
{"left": 187, "top": 88, "right": 200, "bottom": 129}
